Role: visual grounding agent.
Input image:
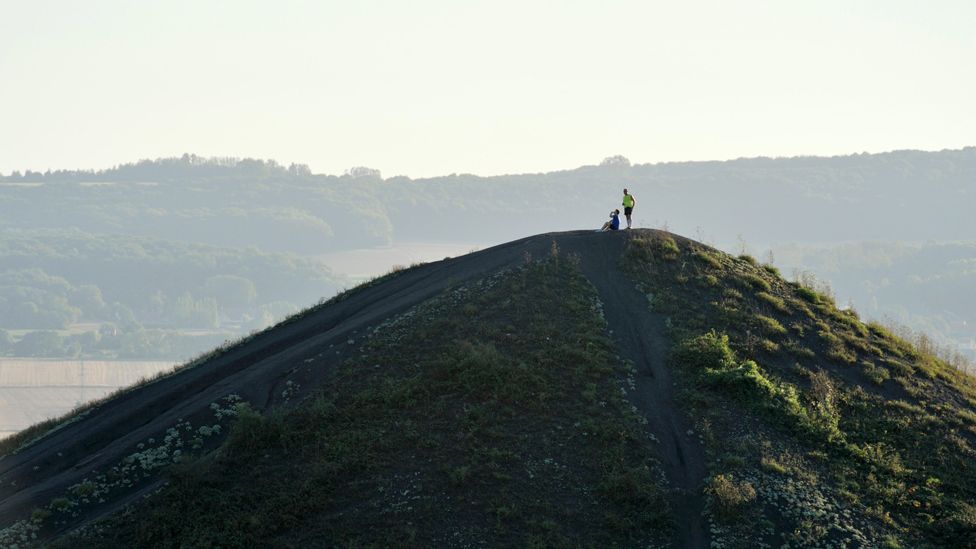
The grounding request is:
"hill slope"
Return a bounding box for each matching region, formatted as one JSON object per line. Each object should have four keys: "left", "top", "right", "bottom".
{"left": 1, "top": 230, "right": 974, "bottom": 547}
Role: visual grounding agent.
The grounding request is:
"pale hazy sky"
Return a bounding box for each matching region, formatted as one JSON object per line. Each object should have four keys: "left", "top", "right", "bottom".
{"left": 1, "top": 0, "right": 974, "bottom": 178}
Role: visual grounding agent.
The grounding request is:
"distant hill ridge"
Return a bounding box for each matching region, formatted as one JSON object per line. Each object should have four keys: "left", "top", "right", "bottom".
{"left": 4, "top": 147, "right": 974, "bottom": 182}
{"left": 2, "top": 148, "right": 975, "bottom": 253}
{"left": 1, "top": 229, "right": 973, "bottom": 547}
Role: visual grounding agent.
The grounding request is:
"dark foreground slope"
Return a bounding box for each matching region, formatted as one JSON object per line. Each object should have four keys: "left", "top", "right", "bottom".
{"left": 1, "top": 230, "right": 974, "bottom": 548}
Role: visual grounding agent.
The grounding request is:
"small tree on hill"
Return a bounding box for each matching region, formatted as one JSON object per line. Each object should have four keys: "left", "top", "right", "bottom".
{"left": 600, "top": 155, "right": 631, "bottom": 168}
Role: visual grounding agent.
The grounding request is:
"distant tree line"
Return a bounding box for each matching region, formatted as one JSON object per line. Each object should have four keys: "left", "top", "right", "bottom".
{"left": 0, "top": 327, "right": 229, "bottom": 360}
{"left": 0, "top": 230, "right": 341, "bottom": 359}
{"left": 2, "top": 149, "right": 974, "bottom": 359}
{"left": 2, "top": 154, "right": 312, "bottom": 182}
{"left": 3, "top": 149, "right": 975, "bottom": 254}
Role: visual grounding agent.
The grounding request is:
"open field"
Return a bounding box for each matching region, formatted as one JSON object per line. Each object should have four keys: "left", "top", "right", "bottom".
{"left": 0, "top": 360, "right": 175, "bottom": 439}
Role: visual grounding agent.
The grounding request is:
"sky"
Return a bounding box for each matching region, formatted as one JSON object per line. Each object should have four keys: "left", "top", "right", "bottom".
{"left": 1, "top": 0, "right": 974, "bottom": 178}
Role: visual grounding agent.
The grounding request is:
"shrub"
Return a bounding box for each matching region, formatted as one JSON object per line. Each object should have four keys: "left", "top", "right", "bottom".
{"left": 707, "top": 474, "right": 756, "bottom": 521}
{"left": 795, "top": 286, "right": 820, "bottom": 304}
{"left": 762, "top": 264, "right": 781, "bottom": 277}
{"left": 693, "top": 250, "right": 723, "bottom": 269}
{"left": 754, "top": 315, "right": 787, "bottom": 336}
{"left": 756, "top": 292, "right": 789, "bottom": 313}
{"left": 655, "top": 236, "right": 680, "bottom": 259}
{"left": 624, "top": 235, "right": 654, "bottom": 264}
{"left": 225, "top": 403, "right": 288, "bottom": 452}
{"left": 862, "top": 361, "right": 891, "bottom": 385}
{"left": 806, "top": 370, "right": 842, "bottom": 441}
{"left": 70, "top": 481, "right": 97, "bottom": 498}
{"left": 705, "top": 360, "right": 791, "bottom": 410}
{"left": 673, "top": 331, "right": 736, "bottom": 371}
{"left": 841, "top": 331, "right": 873, "bottom": 354}
{"left": 789, "top": 298, "right": 817, "bottom": 320}
{"left": 742, "top": 274, "right": 772, "bottom": 292}
{"left": 51, "top": 497, "right": 72, "bottom": 512}
{"left": 882, "top": 536, "right": 903, "bottom": 549}
{"left": 828, "top": 346, "right": 857, "bottom": 364}
{"left": 723, "top": 288, "right": 744, "bottom": 301}
{"left": 831, "top": 309, "right": 868, "bottom": 337}
{"left": 867, "top": 321, "right": 896, "bottom": 340}
{"left": 738, "top": 254, "right": 758, "bottom": 266}
{"left": 784, "top": 339, "right": 815, "bottom": 358}
{"left": 820, "top": 330, "right": 857, "bottom": 364}
{"left": 760, "top": 339, "right": 780, "bottom": 353}
{"left": 793, "top": 271, "right": 835, "bottom": 304}
{"left": 883, "top": 357, "right": 914, "bottom": 378}
{"left": 761, "top": 457, "right": 788, "bottom": 475}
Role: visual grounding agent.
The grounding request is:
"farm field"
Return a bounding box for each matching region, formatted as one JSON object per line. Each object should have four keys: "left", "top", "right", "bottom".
{"left": 0, "top": 359, "right": 175, "bottom": 439}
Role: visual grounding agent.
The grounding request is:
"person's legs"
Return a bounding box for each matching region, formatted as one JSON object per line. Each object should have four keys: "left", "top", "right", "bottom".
{"left": 624, "top": 207, "right": 633, "bottom": 228}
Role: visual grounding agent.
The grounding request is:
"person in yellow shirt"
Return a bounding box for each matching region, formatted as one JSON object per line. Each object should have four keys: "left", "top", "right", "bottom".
{"left": 622, "top": 188, "right": 636, "bottom": 229}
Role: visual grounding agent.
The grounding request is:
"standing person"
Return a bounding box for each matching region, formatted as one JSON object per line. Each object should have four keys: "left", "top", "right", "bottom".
{"left": 622, "top": 188, "right": 636, "bottom": 229}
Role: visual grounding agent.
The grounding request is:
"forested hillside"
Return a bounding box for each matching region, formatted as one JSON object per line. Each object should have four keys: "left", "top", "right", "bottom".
{"left": 4, "top": 149, "right": 975, "bottom": 252}
{"left": 2, "top": 149, "right": 974, "bottom": 360}
{"left": 0, "top": 231, "right": 344, "bottom": 359}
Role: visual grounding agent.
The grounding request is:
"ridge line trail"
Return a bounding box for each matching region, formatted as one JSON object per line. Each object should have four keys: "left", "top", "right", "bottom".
{"left": 573, "top": 232, "right": 708, "bottom": 549}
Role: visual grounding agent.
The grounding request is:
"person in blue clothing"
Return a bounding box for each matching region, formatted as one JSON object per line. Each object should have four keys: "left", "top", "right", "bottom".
{"left": 600, "top": 209, "right": 621, "bottom": 231}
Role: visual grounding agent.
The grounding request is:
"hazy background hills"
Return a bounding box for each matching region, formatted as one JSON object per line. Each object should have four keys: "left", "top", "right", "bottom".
{"left": 1, "top": 147, "right": 974, "bottom": 361}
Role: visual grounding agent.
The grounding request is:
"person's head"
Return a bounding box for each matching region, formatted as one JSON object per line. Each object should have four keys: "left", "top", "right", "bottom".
{"left": 623, "top": 188, "right": 629, "bottom": 195}
{"left": 614, "top": 209, "right": 620, "bottom": 215}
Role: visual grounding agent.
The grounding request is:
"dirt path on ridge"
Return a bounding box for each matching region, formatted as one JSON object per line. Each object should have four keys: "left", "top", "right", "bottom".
{"left": 574, "top": 232, "right": 708, "bottom": 548}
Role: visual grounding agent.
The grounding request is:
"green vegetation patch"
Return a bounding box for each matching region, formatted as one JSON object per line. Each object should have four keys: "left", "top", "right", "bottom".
{"left": 795, "top": 286, "right": 821, "bottom": 305}
{"left": 628, "top": 233, "right": 681, "bottom": 262}
{"left": 674, "top": 332, "right": 841, "bottom": 443}
{"left": 756, "top": 291, "right": 790, "bottom": 313}
{"left": 693, "top": 249, "right": 724, "bottom": 269}
{"left": 860, "top": 361, "right": 891, "bottom": 385}
{"left": 741, "top": 273, "right": 772, "bottom": 292}
{"left": 819, "top": 328, "right": 858, "bottom": 364}
{"left": 706, "top": 474, "right": 757, "bottom": 521}
{"left": 621, "top": 234, "right": 976, "bottom": 548}
{"left": 754, "top": 314, "right": 788, "bottom": 337}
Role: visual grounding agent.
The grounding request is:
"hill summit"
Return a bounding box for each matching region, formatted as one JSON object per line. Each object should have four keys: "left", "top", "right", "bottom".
{"left": 1, "top": 230, "right": 974, "bottom": 547}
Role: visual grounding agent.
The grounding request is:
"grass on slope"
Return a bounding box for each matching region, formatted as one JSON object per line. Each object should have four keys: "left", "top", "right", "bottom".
{"left": 60, "top": 252, "right": 671, "bottom": 547}
{"left": 623, "top": 232, "right": 976, "bottom": 549}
